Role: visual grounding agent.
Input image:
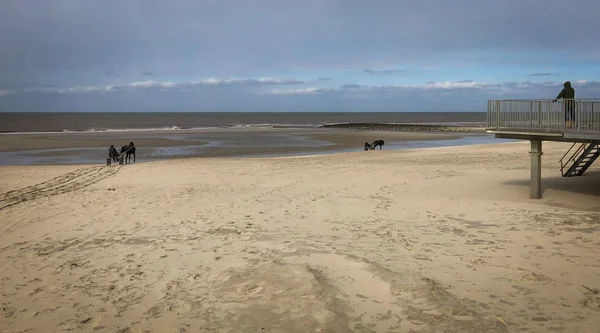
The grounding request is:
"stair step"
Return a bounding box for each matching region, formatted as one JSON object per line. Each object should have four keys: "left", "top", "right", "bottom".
{"left": 561, "top": 143, "right": 600, "bottom": 177}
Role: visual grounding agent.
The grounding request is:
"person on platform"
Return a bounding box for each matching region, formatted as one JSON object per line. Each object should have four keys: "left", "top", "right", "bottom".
{"left": 554, "top": 81, "right": 575, "bottom": 129}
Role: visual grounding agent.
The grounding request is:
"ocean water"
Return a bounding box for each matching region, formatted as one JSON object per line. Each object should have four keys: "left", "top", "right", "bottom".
{"left": 0, "top": 112, "right": 486, "bottom": 133}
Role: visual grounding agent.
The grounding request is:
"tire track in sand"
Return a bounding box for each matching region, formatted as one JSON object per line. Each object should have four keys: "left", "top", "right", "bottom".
{"left": 0, "top": 166, "right": 122, "bottom": 211}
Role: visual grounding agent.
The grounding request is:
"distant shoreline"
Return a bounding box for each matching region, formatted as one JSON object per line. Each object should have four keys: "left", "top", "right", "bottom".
{"left": 319, "top": 122, "right": 487, "bottom": 133}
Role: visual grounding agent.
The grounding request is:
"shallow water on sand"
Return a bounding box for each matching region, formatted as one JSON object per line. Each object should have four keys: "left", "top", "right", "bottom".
{"left": 236, "top": 135, "right": 518, "bottom": 158}
{"left": 0, "top": 134, "right": 517, "bottom": 166}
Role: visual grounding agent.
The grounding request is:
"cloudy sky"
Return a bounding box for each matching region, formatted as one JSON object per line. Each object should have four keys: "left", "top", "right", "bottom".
{"left": 1, "top": 0, "right": 599, "bottom": 112}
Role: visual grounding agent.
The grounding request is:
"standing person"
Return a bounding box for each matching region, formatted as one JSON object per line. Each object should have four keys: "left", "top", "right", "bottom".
{"left": 554, "top": 81, "right": 575, "bottom": 128}
{"left": 108, "top": 145, "right": 119, "bottom": 162}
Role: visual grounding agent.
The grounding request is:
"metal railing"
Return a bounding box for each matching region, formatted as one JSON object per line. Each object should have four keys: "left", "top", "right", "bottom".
{"left": 487, "top": 98, "right": 600, "bottom": 133}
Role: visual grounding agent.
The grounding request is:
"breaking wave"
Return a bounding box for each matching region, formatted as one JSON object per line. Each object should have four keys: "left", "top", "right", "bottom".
{"left": 0, "top": 123, "right": 323, "bottom": 135}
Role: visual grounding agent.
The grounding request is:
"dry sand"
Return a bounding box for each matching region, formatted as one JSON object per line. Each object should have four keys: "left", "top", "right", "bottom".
{"left": 1, "top": 141, "right": 599, "bottom": 333}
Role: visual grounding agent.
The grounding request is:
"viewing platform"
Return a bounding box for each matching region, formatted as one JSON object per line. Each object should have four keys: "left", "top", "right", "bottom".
{"left": 487, "top": 98, "right": 600, "bottom": 141}
{"left": 486, "top": 98, "right": 600, "bottom": 199}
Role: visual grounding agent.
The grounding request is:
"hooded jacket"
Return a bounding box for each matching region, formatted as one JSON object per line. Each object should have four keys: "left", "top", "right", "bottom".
{"left": 556, "top": 81, "right": 575, "bottom": 99}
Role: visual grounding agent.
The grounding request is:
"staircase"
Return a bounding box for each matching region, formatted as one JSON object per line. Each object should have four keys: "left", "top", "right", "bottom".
{"left": 560, "top": 142, "right": 600, "bottom": 177}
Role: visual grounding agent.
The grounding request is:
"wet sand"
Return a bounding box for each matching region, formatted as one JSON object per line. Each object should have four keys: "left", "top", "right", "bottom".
{"left": 0, "top": 128, "right": 481, "bottom": 165}
{"left": 0, "top": 131, "right": 210, "bottom": 152}
{"left": 0, "top": 128, "right": 474, "bottom": 152}
{"left": 1, "top": 141, "right": 599, "bottom": 332}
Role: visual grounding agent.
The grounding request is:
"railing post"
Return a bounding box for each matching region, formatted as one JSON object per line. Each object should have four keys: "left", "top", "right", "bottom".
{"left": 538, "top": 101, "right": 542, "bottom": 128}
{"left": 576, "top": 100, "right": 580, "bottom": 132}
{"left": 530, "top": 101, "right": 533, "bottom": 128}
{"left": 487, "top": 100, "right": 489, "bottom": 127}
{"left": 593, "top": 102, "right": 596, "bottom": 132}
{"left": 497, "top": 100, "right": 501, "bottom": 128}
{"left": 548, "top": 100, "right": 551, "bottom": 132}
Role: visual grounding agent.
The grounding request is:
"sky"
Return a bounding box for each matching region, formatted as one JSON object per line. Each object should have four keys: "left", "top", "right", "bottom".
{"left": 0, "top": 0, "right": 599, "bottom": 112}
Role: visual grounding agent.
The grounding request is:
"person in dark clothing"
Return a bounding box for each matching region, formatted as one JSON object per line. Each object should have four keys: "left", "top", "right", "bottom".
{"left": 108, "top": 145, "right": 119, "bottom": 162}
{"left": 554, "top": 81, "right": 575, "bottom": 128}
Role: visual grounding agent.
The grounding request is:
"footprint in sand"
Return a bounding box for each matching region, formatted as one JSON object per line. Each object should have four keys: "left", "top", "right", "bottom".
{"left": 522, "top": 271, "right": 553, "bottom": 284}
{"left": 208, "top": 261, "right": 344, "bottom": 331}
{"left": 580, "top": 286, "right": 600, "bottom": 311}
{"left": 237, "top": 282, "right": 264, "bottom": 296}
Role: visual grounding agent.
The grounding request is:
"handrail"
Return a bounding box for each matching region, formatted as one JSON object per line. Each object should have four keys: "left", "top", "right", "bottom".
{"left": 487, "top": 98, "right": 600, "bottom": 134}
{"left": 560, "top": 143, "right": 579, "bottom": 166}
{"left": 559, "top": 143, "right": 586, "bottom": 176}
{"left": 490, "top": 98, "right": 600, "bottom": 102}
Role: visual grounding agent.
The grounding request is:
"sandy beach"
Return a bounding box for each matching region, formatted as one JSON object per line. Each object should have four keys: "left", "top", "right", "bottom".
{"left": 1, "top": 141, "right": 599, "bottom": 333}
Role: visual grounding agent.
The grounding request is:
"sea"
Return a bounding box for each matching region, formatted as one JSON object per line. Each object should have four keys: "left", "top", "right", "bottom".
{"left": 0, "top": 112, "right": 486, "bottom": 133}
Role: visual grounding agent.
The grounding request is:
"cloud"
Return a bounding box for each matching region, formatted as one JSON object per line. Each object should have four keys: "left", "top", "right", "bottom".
{"left": 528, "top": 73, "right": 555, "bottom": 76}
{"left": 141, "top": 72, "right": 154, "bottom": 76}
{"left": 0, "top": 89, "right": 17, "bottom": 96}
{"left": 340, "top": 84, "right": 362, "bottom": 89}
{"left": 5, "top": 78, "right": 598, "bottom": 98}
{"left": 255, "top": 78, "right": 304, "bottom": 85}
{"left": 363, "top": 69, "right": 405, "bottom": 75}
{"left": 5, "top": 77, "right": 305, "bottom": 95}
{"left": 421, "top": 80, "right": 500, "bottom": 90}
{"left": 270, "top": 87, "right": 329, "bottom": 95}
{"left": 317, "top": 77, "right": 330, "bottom": 81}
{"left": 105, "top": 70, "right": 122, "bottom": 77}
{"left": 22, "top": 86, "right": 104, "bottom": 94}
{"left": 268, "top": 79, "right": 599, "bottom": 97}
{"left": 3, "top": 78, "right": 599, "bottom": 112}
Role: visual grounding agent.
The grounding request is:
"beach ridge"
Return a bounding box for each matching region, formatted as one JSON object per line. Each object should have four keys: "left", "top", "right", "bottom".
{"left": 320, "top": 122, "right": 487, "bottom": 133}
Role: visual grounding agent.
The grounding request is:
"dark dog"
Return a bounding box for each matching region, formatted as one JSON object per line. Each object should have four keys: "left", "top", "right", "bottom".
{"left": 372, "top": 140, "right": 384, "bottom": 150}
{"left": 364, "top": 142, "right": 372, "bottom": 151}
{"left": 120, "top": 142, "right": 136, "bottom": 164}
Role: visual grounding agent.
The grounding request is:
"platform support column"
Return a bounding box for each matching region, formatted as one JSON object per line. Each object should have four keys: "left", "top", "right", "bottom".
{"left": 530, "top": 140, "right": 543, "bottom": 199}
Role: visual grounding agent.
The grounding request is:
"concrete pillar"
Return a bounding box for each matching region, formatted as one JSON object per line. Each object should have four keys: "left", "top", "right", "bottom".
{"left": 530, "top": 140, "right": 543, "bottom": 199}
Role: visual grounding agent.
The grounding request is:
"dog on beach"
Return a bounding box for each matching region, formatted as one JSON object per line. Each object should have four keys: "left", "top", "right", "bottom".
{"left": 364, "top": 140, "right": 384, "bottom": 151}
{"left": 372, "top": 140, "right": 384, "bottom": 150}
